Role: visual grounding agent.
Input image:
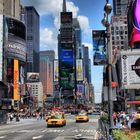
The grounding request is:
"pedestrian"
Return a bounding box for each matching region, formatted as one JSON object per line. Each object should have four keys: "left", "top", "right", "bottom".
{"left": 10, "top": 113, "right": 13, "bottom": 121}
{"left": 113, "top": 112, "right": 117, "bottom": 126}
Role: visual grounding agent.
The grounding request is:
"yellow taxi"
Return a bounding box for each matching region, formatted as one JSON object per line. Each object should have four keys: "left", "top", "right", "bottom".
{"left": 135, "top": 112, "right": 140, "bottom": 119}
{"left": 47, "top": 112, "right": 66, "bottom": 127}
{"left": 75, "top": 111, "right": 89, "bottom": 122}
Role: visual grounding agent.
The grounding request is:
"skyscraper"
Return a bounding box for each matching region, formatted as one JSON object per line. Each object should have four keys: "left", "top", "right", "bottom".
{"left": 73, "top": 18, "right": 82, "bottom": 58}
{"left": 21, "top": 6, "right": 40, "bottom": 73}
{"left": 83, "top": 46, "right": 90, "bottom": 83}
{"left": 40, "top": 51, "right": 55, "bottom": 97}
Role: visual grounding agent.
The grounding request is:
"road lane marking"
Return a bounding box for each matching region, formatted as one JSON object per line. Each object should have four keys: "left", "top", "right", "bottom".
{"left": 95, "top": 130, "right": 99, "bottom": 140}
{"left": 47, "top": 129, "right": 64, "bottom": 133}
{"left": 0, "top": 136, "right": 6, "bottom": 139}
{"left": 32, "top": 135, "right": 43, "bottom": 139}
{"left": 19, "top": 130, "right": 35, "bottom": 133}
{"left": 72, "top": 129, "right": 95, "bottom": 133}
{"left": 41, "top": 129, "right": 47, "bottom": 133}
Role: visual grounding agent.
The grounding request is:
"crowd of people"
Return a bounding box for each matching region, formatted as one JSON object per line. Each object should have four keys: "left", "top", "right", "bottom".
{"left": 112, "top": 111, "right": 140, "bottom": 129}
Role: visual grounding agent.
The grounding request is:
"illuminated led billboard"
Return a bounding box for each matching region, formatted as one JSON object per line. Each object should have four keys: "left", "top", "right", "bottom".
{"left": 76, "top": 59, "right": 83, "bottom": 81}
{"left": 0, "top": 15, "right": 3, "bottom": 81}
{"left": 60, "top": 49, "right": 74, "bottom": 67}
{"left": 133, "top": 0, "right": 140, "bottom": 31}
{"left": 59, "top": 48, "right": 75, "bottom": 90}
{"left": 60, "top": 68, "right": 75, "bottom": 90}
{"left": 92, "top": 30, "right": 107, "bottom": 65}
{"left": 54, "top": 60, "right": 59, "bottom": 82}
{"left": 61, "top": 12, "right": 72, "bottom": 24}
{"left": 13, "top": 59, "right": 20, "bottom": 100}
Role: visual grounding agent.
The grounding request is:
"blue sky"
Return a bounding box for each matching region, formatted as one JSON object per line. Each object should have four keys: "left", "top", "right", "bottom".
{"left": 21, "top": 0, "right": 113, "bottom": 103}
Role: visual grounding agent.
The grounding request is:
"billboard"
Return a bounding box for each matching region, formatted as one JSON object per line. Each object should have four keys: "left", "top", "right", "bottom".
{"left": 0, "top": 15, "right": 3, "bottom": 81}
{"left": 76, "top": 59, "right": 83, "bottom": 81}
{"left": 93, "top": 51, "right": 107, "bottom": 65}
{"left": 92, "top": 30, "right": 106, "bottom": 50}
{"left": 60, "top": 68, "right": 75, "bottom": 90}
{"left": 77, "top": 84, "right": 84, "bottom": 96}
{"left": 59, "top": 48, "right": 75, "bottom": 90}
{"left": 5, "top": 17, "right": 26, "bottom": 62}
{"left": 121, "top": 49, "right": 140, "bottom": 89}
{"left": 27, "top": 73, "right": 39, "bottom": 82}
{"left": 6, "top": 39, "right": 26, "bottom": 62}
{"left": 13, "top": 59, "right": 20, "bottom": 100}
{"left": 92, "top": 30, "right": 107, "bottom": 65}
{"left": 128, "top": 0, "right": 140, "bottom": 46}
{"left": 133, "top": 0, "right": 140, "bottom": 31}
{"left": 54, "top": 60, "right": 59, "bottom": 82}
{"left": 61, "top": 12, "right": 72, "bottom": 24}
{"left": 60, "top": 49, "right": 74, "bottom": 66}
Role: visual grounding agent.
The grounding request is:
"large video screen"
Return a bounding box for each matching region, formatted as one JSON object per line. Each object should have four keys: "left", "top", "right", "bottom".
{"left": 60, "top": 68, "right": 75, "bottom": 90}
{"left": 61, "top": 12, "right": 72, "bottom": 24}
{"left": 6, "top": 17, "right": 26, "bottom": 40}
{"left": 60, "top": 49, "right": 74, "bottom": 67}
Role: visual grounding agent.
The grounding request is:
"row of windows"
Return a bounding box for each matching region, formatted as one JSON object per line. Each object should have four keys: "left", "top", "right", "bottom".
{"left": 112, "top": 26, "right": 127, "bottom": 30}
{"left": 112, "top": 35, "right": 127, "bottom": 40}
{"left": 6, "top": 17, "right": 26, "bottom": 40}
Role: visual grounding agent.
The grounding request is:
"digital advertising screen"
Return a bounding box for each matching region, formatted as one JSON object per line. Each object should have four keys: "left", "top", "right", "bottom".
{"left": 13, "top": 59, "right": 20, "bottom": 101}
{"left": 60, "top": 49, "right": 74, "bottom": 67}
{"left": 93, "top": 51, "right": 107, "bottom": 65}
{"left": 60, "top": 69, "right": 75, "bottom": 90}
{"left": 76, "top": 59, "right": 83, "bottom": 81}
{"left": 61, "top": 12, "right": 72, "bottom": 24}
{"left": 0, "top": 15, "right": 3, "bottom": 81}
{"left": 92, "top": 30, "right": 106, "bottom": 50}
{"left": 54, "top": 60, "right": 59, "bottom": 82}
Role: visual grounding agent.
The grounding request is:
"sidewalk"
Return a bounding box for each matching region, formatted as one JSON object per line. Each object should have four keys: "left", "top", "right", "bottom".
{"left": 7, "top": 118, "right": 43, "bottom": 125}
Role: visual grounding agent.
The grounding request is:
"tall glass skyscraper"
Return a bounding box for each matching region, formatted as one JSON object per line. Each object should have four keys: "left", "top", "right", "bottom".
{"left": 21, "top": 6, "right": 40, "bottom": 73}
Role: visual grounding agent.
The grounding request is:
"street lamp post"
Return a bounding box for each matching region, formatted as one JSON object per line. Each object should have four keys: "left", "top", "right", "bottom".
{"left": 59, "top": 87, "right": 63, "bottom": 107}
{"left": 101, "top": 0, "right": 114, "bottom": 131}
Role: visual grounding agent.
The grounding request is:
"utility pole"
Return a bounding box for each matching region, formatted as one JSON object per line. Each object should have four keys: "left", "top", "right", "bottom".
{"left": 101, "top": 0, "right": 113, "bottom": 132}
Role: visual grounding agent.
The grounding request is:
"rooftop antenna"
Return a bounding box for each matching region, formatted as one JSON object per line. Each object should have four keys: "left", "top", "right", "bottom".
{"left": 63, "top": 0, "right": 67, "bottom": 12}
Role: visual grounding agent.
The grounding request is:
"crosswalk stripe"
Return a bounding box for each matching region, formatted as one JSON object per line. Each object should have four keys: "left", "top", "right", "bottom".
{"left": 72, "top": 129, "right": 95, "bottom": 133}
{"left": 32, "top": 135, "right": 43, "bottom": 139}
{"left": 0, "top": 136, "right": 7, "bottom": 139}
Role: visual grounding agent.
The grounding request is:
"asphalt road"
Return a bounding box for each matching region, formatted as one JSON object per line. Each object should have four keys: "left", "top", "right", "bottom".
{"left": 0, "top": 115, "right": 100, "bottom": 140}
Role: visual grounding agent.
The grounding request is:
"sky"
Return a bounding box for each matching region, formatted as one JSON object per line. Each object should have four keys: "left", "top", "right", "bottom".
{"left": 21, "top": 0, "right": 113, "bottom": 103}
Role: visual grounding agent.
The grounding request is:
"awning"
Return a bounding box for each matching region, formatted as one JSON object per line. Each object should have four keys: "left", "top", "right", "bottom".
{"left": 127, "top": 101, "right": 140, "bottom": 104}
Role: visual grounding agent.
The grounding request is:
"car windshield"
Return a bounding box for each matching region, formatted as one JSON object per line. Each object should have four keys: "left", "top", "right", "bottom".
{"left": 51, "top": 115, "right": 63, "bottom": 119}
{"left": 79, "top": 113, "right": 87, "bottom": 116}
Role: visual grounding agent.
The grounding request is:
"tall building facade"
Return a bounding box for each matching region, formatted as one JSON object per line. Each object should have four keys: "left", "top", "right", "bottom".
{"left": 58, "top": 0, "right": 77, "bottom": 104}
{"left": 0, "top": 0, "right": 20, "bottom": 20}
{"left": 40, "top": 51, "right": 55, "bottom": 97}
{"left": 113, "top": 0, "right": 130, "bottom": 16}
{"left": 111, "top": 16, "right": 128, "bottom": 52}
{"left": 83, "top": 46, "right": 91, "bottom": 83}
{"left": 21, "top": 6, "right": 40, "bottom": 73}
{"left": 73, "top": 18, "right": 82, "bottom": 58}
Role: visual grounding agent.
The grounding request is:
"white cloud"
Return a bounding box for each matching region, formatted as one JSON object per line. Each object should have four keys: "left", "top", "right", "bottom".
{"left": 40, "top": 28, "right": 58, "bottom": 56}
{"left": 21, "top": 0, "right": 79, "bottom": 28}
{"left": 21, "top": 0, "right": 91, "bottom": 53}
{"left": 77, "top": 16, "right": 91, "bottom": 34}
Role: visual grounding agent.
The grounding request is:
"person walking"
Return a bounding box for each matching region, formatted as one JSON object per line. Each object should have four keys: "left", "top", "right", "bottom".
{"left": 113, "top": 112, "right": 117, "bottom": 126}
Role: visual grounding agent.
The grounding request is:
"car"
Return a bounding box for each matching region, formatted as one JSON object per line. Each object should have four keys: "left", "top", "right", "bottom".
{"left": 135, "top": 112, "right": 140, "bottom": 119}
{"left": 47, "top": 112, "right": 66, "bottom": 127}
{"left": 75, "top": 112, "right": 89, "bottom": 122}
